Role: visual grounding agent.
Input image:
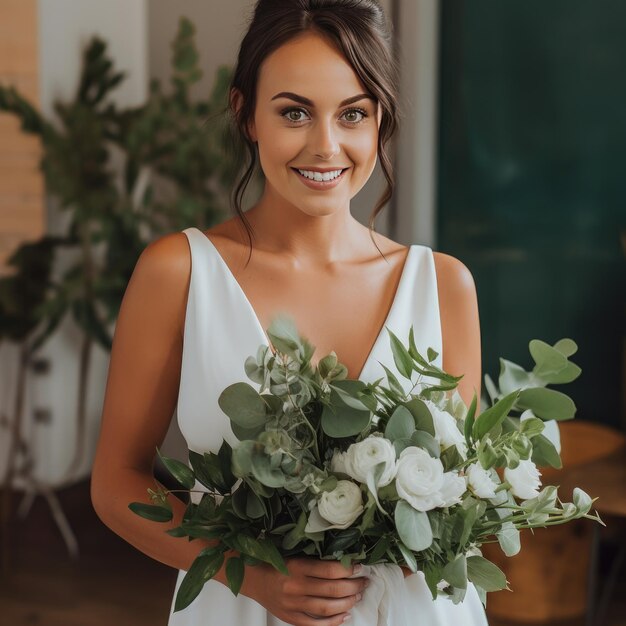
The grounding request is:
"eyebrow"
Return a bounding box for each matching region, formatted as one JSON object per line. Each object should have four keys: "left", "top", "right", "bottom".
{"left": 270, "top": 91, "right": 375, "bottom": 107}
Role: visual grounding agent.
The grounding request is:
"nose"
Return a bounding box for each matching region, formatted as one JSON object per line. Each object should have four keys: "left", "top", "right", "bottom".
{"left": 311, "top": 118, "right": 340, "bottom": 160}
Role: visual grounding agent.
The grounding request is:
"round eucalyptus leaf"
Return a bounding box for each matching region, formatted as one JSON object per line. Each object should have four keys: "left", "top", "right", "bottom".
{"left": 518, "top": 387, "right": 576, "bottom": 421}
{"left": 218, "top": 382, "right": 267, "bottom": 428}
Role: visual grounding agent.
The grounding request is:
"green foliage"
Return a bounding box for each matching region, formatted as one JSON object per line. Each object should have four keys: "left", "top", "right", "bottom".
{"left": 128, "top": 319, "right": 600, "bottom": 611}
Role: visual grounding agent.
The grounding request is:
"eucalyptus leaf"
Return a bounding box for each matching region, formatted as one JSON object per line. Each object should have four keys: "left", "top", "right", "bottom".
{"left": 394, "top": 500, "right": 433, "bottom": 551}
{"left": 321, "top": 391, "right": 371, "bottom": 438}
{"left": 218, "top": 382, "right": 267, "bottom": 429}
{"left": 385, "top": 405, "right": 415, "bottom": 442}
{"left": 403, "top": 398, "right": 436, "bottom": 436}
{"left": 518, "top": 387, "right": 576, "bottom": 421}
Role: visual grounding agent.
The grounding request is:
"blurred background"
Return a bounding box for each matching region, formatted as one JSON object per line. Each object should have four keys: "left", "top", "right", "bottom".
{"left": 0, "top": 0, "right": 624, "bottom": 625}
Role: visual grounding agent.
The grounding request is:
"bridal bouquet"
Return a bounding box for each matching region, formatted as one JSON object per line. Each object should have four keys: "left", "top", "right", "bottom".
{"left": 130, "top": 316, "right": 602, "bottom": 613}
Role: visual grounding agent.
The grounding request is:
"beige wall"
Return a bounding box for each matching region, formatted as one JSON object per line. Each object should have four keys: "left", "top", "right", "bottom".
{"left": 0, "top": 0, "right": 45, "bottom": 276}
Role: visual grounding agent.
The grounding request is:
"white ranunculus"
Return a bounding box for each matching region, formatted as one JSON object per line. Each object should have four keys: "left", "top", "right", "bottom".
{"left": 505, "top": 459, "right": 542, "bottom": 500}
{"left": 395, "top": 447, "right": 446, "bottom": 511}
{"left": 343, "top": 435, "right": 398, "bottom": 487}
{"left": 439, "top": 472, "right": 467, "bottom": 507}
{"left": 330, "top": 449, "right": 349, "bottom": 474}
{"left": 308, "top": 480, "right": 364, "bottom": 530}
{"left": 423, "top": 399, "right": 467, "bottom": 458}
{"left": 467, "top": 462, "right": 499, "bottom": 499}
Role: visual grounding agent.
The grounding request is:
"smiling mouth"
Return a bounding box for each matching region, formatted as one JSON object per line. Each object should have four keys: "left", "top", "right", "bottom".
{"left": 290, "top": 167, "right": 350, "bottom": 181}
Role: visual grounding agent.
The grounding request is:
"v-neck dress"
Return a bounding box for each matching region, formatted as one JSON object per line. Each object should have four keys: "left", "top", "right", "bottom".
{"left": 167, "top": 226, "right": 489, "bottom": 626}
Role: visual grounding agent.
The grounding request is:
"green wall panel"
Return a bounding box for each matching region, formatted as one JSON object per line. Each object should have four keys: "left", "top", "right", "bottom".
{"left": 437, "top": 0, "right": 626, "bottom": 428}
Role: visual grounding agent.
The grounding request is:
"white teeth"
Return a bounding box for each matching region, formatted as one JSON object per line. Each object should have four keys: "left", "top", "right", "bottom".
{"left": 297, "top": 168, "right": 343, "bottom": 182}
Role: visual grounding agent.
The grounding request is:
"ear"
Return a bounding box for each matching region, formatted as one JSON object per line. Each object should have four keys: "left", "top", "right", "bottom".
{"left": 230, "top": 87, "right": 257, "bottom": 143}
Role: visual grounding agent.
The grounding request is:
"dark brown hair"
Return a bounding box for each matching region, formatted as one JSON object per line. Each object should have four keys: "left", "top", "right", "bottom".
{"left": 228, "top": 0, "right": 399, "bottom": 258}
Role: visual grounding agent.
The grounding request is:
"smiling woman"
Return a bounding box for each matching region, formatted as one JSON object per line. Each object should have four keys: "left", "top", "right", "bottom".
{"left": 90, "top": 2, "right": 486, "bottom": 626}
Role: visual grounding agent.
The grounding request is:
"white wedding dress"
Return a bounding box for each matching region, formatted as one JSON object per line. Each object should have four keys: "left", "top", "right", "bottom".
{"left": 167, "top": 226, "right": 489, "bottom": 625}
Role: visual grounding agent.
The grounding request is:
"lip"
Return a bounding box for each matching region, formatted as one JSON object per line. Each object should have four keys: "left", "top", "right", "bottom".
{"left": 291, "top": 167, "right": 349, "bottom": 190}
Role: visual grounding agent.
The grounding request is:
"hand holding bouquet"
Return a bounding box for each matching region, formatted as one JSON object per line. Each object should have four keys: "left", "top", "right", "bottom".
{"left": 130, "top": 316, "right": 602, "bottom": 613}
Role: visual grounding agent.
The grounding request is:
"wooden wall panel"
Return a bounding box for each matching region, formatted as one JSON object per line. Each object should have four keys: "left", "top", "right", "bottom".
{"left": 0, "top": 0, "right": 45, "bottom": 277}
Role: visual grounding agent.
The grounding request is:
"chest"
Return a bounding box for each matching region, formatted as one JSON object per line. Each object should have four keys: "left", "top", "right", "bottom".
{"left": 212, "top": 243, "right": 414, "bottom": 380}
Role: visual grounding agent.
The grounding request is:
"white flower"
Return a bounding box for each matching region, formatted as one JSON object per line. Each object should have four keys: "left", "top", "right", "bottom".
{"left": 505, "top": 459, "right": 542, "bottom": 500}
{"left": 343, "top": 435, "right": 398, "bottom": 487}
{"left": 330, "top": 449, "right": 349, "bottom": 474}
{"left": 305, "top": 480, "right": 364, "bottom": 532}
{"left": 395, "top": 447, "right": 464, "bottom": 511}
{"left": 467, "top": 462, "right": 499, "bottom": 499}
{"left": 423, "top": 399, "right": 467, "bottom": 458}
{"left": 439, "top": 472, "right": 467, "bottom": 507}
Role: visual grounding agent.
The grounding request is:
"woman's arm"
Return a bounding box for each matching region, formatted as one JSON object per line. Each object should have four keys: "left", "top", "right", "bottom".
{"left": 90, "top": 232, "right": 226, "bottom": 574}
{"left": 435, "top": 252, "right": 482, "bottom": 409}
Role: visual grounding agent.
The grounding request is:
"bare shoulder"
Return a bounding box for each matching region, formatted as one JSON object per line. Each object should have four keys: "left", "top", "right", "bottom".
{"left": 432, "top": 250, "right": 476, "bottom": 293}
{"left": 122, "top": 231, "right": 192, "bottom": 337}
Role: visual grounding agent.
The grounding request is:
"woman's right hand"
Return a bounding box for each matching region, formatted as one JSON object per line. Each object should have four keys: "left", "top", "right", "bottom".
{"left": 240, "top": 557, "right": 369, "bottom": 626}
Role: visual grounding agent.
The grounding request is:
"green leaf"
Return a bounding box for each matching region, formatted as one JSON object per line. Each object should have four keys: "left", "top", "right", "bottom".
{"left": 396, "top": 540, "right": 417, "bottom": 573}
{"left": 174, "top": 550, "right": 225, "bottom": 612}
{"left": 466, "top": 556, "right": 507, "bottom": 592}
{"left": 531, "top": 434, "right": 562, "bottom": 469}
{"left": 218, "top": 440, "right": 237, "bottom": 490}
{"left": 321, "top": 391, "right": 371, "bottom": 438}
{"left": 472, "top": 390, "right": 519, "bottom": 441}
{"left": 329, "top": 380, "right": 370, "bottom": 411}
{"left": 385, "top": 405, "right": 415, "bottom": 442}
{"left": 407, "top": 326, "right": 430, "bottom": 368}
{"left": 266, "top": 315, "right": 301, "bottom": 358}
{"left": 403, "top": 398, "right": 436, "bottom": 436}
{"left": 497, "top": 521, "right": 521, "bottom": 556}
{"left": 573, "top": 487, "right": 593, "bottom": 516}
{"left": 410, "top": 430, "right": 440, "bottom": 458}
{"left": 218, "top": 382, "right": 267, "bottom": 429}
{"left": 464, "top": 392, "right": 477, "bottom": 447}
{"left": 233, "top": 535, "right": 289, "bottom": 575}
{"left": 380, "top": 362, "right": 405, "bottom": 396}
{"left": 553, "top": 338, "right": 578, "bottom": 358}
{"left": 128, "top": 502, "right": 173, "bottom": 522}
{"left": 427, "top": 347, "right": 439, "bottom": 362}
{"left": 250, "top": 454, "right": 286, "bottom": 488}
{"left": 225, "top": 556, "right": 245, "bottom": 596}
{"left": 529, "top": 339, "right": 569, "bottom": 378}
{"left": 387, "top": 327, "right": 414, "bottom": 380}
{"left": 394, "top": 500, "right": 433, "bottom": 551}
{"left": 157, "top": 449, "right": 195, "bottom": 489}
{"left": 442, "top": 553, "right": 467, "bottom": 590}
{"left": 517, "top": 387, "right": 576, "bottom": 421}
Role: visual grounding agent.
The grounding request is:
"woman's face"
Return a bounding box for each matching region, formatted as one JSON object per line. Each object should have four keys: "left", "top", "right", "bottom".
{"left": 247, "top": 31, "right": 382, "bottom": 218}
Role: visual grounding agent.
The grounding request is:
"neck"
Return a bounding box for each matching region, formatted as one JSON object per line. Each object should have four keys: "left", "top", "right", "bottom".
{"left": 241, "top": 188, "right": 372, "bottom": 269}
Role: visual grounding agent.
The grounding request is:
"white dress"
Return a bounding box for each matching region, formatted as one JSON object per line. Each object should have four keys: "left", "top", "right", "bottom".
{"left": 167, "top": 227, "right": 489, "bottom": 626}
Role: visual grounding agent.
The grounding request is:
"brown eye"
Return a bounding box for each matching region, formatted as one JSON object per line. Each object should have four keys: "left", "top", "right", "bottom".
{"left": 282, "top": 108, "right": 309, "bottom": 123}
{"left": 342, "top": 108, "right": 367, "bottom": 124}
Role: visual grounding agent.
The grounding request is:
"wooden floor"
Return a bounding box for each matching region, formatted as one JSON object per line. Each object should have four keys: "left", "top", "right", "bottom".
{"left": 0, "top": 479, "right": 624, "bottom": 625}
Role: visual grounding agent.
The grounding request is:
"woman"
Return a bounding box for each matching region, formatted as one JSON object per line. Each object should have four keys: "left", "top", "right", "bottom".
{"left": 91, "top": 1, "right": 486, "bottom": 625}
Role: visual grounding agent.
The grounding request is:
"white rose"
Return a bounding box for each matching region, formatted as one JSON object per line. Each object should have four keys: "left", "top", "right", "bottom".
{"left": 439, "top": 472, "right": 467, "bottom": 507}
{"left": 504, "top": 459, "right": 542, "bottom": 500}
{"left": 467, "top": 462, "right": 499, "bottom": 499}
{"left": 305, "top": 480, "right": 364, "bottom": 531}
{"left": 343, "top": 435, "right": 398, "bottom": 487}
{"left": 424, "top": 399, "right": 467, "bottom": 458}
{"left": 395, "top": 447, "right": 445, "bottom": 511}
